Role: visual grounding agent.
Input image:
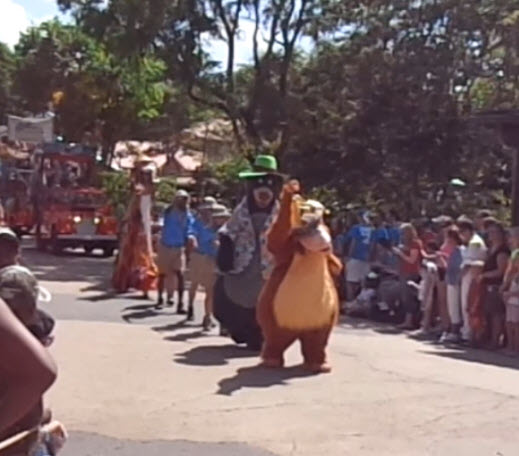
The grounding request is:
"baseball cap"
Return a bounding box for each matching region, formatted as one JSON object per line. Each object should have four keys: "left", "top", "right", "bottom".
{"left": 0, "top": 265, "right": 38, "bottom": 323}
{"left": 175, "top": 189, "right": 190, "bottom": 199}
{"left": 0, "top": 265, "right": 55, "bottom": 340}
{"left": 0, "top": 227, "right": 19, "bottom": 244}
{"left": 432, "top": 215, "right": 454, "bottom": 227}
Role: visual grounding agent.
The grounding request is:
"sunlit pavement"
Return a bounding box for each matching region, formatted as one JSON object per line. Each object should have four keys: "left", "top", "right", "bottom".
{"left": 24, "top": 241, "right": 519, "bottom": 456}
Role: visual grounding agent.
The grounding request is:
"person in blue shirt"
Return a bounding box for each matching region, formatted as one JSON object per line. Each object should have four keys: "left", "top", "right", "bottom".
{"left": 156, "top": 190, "right": 197, "bottom": 312}
{"left": 188, "top": 202, "right": 231, "bottom": 329}
{"left": 386, "top": 210, "right": 401, "bottom": 247}
{"left": 343, "top": 211, "right": 375, "bottom": 300}
{"left": 371, "top": 210, "right": 401, "bottom": 270}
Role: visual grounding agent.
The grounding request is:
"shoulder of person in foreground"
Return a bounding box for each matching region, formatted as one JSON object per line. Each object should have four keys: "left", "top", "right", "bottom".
{"left": 0, "top": 299, "right": 57, "bottom": 435}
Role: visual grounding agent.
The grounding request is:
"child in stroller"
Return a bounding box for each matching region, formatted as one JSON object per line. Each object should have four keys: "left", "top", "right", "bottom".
{"left": 346, "top": 264, "right": 410, "bottom": 323}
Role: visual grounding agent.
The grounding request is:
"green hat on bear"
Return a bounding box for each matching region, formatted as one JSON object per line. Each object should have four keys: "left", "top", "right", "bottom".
{"left": 238, "top": 155, "right": 280, "bottom": 179}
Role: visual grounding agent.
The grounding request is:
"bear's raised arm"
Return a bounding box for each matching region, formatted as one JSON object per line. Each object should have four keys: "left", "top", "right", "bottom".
{"left": 267, "top": 183, "right": 298, "bottom": 255}
{"left": 327, "top": 253, "right": 343, "bottom": 278}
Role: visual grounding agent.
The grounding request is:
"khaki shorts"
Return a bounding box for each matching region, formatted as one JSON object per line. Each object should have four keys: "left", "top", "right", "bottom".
{"left": 189, "top": 252, "right": 216, "bottom": 290}
{"left": 157, "top": 244, "right": 186, "bottom": 275}
{"left": 346, "top": 258, "right": 370, "bottom": 283}
{"left": 507, "top": 304, "right": 519, "bottom": 323}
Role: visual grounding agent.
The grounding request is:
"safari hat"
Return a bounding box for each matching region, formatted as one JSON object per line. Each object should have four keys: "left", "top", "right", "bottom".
{"left": 212, "top": 204, "right": 232, "bottom": 218}
{"left": 198, "top": 196, "right": 218, "bottom": 211}
{"left": 238, "top": 155, "right": 283, "bottom": 179}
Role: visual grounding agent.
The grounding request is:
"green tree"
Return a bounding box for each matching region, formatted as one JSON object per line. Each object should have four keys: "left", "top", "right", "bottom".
{"left": 283, "top": 1, "right": 519, "bottom": 215}
{"left": 58, "top": 0, "right": 318, "bottom": 157}
{"left": 13, "top": 19, "right": 168, "bottom": 162}
{"left": 0, "top": 43, "right": 14, "bottom": 123}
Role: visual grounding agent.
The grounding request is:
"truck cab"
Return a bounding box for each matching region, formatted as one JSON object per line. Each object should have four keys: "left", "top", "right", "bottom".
{"left": 35, "top": 148, "right": 118, "bottom": 256}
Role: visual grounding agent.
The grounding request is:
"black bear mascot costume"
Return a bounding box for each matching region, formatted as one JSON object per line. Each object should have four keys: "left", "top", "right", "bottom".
{"left": 214, "top": 155, "right": 283, "bottom": 350}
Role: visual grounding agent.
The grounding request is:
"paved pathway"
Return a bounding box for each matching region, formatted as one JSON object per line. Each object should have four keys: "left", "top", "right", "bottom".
{"left": 22, "top": 243, "right": 519, "bottom": 456}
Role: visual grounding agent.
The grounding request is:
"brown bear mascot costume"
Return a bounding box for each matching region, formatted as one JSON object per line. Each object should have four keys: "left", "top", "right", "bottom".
{"left": 257, "top": 180, "right": 342, "bottom": 373}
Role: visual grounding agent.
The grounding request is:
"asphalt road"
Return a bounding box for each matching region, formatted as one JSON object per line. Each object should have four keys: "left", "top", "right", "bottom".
{"left": 22, "top": 241, "right": 278, "bottom": 456}
{"left": 62, "top": 432, "right": 277, "bottom": 456}
{"left": 23, "top": 241, "right": 202, "bottom": 326}
{"left": 20, "top": 240, "right": 519, "bottom": 456}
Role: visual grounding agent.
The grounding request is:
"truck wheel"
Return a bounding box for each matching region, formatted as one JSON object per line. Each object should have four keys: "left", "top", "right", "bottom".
{"left": 36, "top": 235, "right": 48, "bottom": 252}
{"left": 51, "top": 240, "right": 64, "bottom": 255}
{"left": 103, "top": 247, "right": 115, "bottom": 258}
{"left": 51, "top": 227, "right": 63, "bottom": 255}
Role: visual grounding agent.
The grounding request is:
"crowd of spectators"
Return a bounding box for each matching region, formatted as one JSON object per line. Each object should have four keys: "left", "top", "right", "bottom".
{"left": 333, "top": 209, "right": 519, "bottom": 354}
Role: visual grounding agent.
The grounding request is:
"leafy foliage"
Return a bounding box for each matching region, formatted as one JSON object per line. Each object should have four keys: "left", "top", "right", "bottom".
{"left": 2, "top": 0, "right": 519, "bottom": 219}
{"left": 0, "top": 43, "right": 14, "bottom": 123}
{"left": 99, "top": 171, "right": 130, "bottom": 221}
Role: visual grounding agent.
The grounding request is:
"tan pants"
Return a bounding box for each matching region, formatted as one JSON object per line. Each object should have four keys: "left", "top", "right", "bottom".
{"left": 156, "top": 244, "right": 185, "bottom": 274}
{"left": 189, "top": 252, "right": 216, "bottom": 290}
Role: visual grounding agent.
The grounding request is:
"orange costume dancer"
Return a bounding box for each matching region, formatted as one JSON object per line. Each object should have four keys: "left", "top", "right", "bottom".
{"left": 112, "top": 184, "right": 158, "bottom": 294}
{"left": 257, "top": 181, "right": 342, "bottom": 373}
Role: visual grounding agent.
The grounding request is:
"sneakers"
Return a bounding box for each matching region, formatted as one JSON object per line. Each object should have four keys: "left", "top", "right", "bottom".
{"left": 177, "top": 303, "right": 187, "bottom": 315}
{"left": 156, "top": 296, "right": 164, "bottom": 309}
{"left": 202, "top": 315, "right": 216, "bottom": 331}
{"left": 186, "top": 306, "right": 194, "bottom": 321}
{"left": 440, "top": 332, "right": 461, "bottom": 344}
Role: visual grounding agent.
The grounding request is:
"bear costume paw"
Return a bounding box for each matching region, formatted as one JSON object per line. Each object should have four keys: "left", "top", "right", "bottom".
{"left": 303, "top": 362, "right": 332, "bottom": 374}
{"left": 260, "top": 358, "right": 284, "bottom": 368}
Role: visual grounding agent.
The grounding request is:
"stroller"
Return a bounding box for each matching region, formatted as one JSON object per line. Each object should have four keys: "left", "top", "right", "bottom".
{"left": 346, "top": 265, "right": 420, "bottom": 325}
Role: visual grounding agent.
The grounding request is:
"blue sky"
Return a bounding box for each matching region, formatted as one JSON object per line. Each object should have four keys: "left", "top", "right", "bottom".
{"left": 0, "top": 0, "right": 311, "bottom": 67}
{"left": 0, "top": 0, "right": 266, "bottom": 65}
{"left": 0, "top": 0, "right": 59, "bottom": 47}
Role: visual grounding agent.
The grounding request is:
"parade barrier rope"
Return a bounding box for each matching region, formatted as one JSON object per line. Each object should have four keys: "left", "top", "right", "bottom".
{"left": 0, "top": 421, "right": 67, "bottom": 454}
{"left": 0, "top": 427, "right": 39, "bottom": 452}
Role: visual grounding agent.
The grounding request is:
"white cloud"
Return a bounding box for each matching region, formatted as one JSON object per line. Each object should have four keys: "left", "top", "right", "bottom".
{"left": 0, "top": 0, "right": 30, "bottom": 47}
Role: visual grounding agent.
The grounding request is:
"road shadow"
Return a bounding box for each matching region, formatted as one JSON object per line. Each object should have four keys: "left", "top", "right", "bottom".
{"left": 421, "top": 348, "right": 519, "bottom": 370}
{"left": 80, "top": 291, "right": 119, "bottom": 302}
{"left": 339, "top": 316, "right": 405, "bottom": 335}
{"left": 81, "top": 291, "right": 157, "bottom": 302}
{"left": 217, "top": 365, "right": 314, "bottom": 396}
{"left": 22, "top": 243, "right": 111, "bottom": 293}
{"left": 175, "top": 344, "right": 256, "bottom": 367}
{"left": 152, "top": 320, "right": 191, "bottom": 332}
{"left": 121, "top": 303, "right": 172, "bottom": 322}
{"left": 164, "top": 330, "right": 208, "bottom": 342}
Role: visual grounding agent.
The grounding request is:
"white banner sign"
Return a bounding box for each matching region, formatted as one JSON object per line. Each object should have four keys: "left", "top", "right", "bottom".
{"left": 7, "top": 115, "right": 54, "bottom": 143}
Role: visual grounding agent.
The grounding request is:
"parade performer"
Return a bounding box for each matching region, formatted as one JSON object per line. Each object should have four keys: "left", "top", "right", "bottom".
{"left": 214, "top": 155, "right": 283, "bottom": 350}
{"left": 257, "top": 181, "right": 342, "bottom": 373}
{"left": 112, "top": 165, "right": 158, "bottom": 296}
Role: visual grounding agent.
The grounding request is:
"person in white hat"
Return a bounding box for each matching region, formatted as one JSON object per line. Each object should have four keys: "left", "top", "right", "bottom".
{"left": 188, "top": 202, "right": 231, "bottom": 329}
{"left": 156, "top": 190, "right": 198, "bottom": 311}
